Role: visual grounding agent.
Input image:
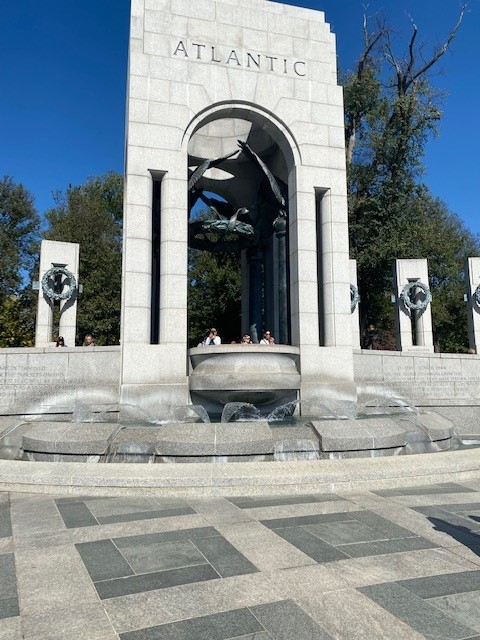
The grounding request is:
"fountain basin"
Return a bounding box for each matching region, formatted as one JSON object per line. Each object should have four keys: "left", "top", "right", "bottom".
{"left": 188, "top": 345, "right": 300, "bottom": 412}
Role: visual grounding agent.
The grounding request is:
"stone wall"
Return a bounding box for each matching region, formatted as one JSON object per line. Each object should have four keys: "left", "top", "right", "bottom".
{"left": 2, "top": 347, "right": 479, "bottom": 417}
{"left": 0, "top": 347, "right": 120, "bottom": 416}
{"left": 353, "top": 349, "right": 480, "bottom": 406}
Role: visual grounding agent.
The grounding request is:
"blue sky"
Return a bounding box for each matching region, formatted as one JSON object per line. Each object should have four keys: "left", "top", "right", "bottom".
{"left": 1, "top": 1, "right": 478, "bottom": 235}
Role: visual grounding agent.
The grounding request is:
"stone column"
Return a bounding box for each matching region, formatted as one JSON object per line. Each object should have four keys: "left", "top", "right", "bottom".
{"left": 248, "top": 247, "right": 263, "bottom": 343}
{"left": 275, "top": 216, "right": 288, "bottom": 345}
{"left": 35, "top": 240, "right": 80, "bottom": 347}
{"left": 394, "top": 259, "right": 434, "bottom": 352}
{"left": 349, "top": 259, "right": 361, "bottom": 348}
{"left": 466, "top": 257, "right": 480, "bottom": 351}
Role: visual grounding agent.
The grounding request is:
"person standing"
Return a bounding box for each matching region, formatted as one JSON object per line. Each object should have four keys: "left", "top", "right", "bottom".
{"left": 202, "top": 328, "right": 221, "bottom": 346}
{"left": 260, "top": 330, "right": 274, "bottom": 344}
{"left": 83, "top": 334, "right": 95, "bottom": 346}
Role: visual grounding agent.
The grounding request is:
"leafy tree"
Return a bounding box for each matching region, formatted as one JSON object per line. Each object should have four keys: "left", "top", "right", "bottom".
{"left": 0, "top": 292, "right": 37, "bottom": 347}
{"left": 188, "top": 247, "right": 242, "bottom": 347}
{"left": 0, "top": 176, "right": 40, "bottom": 346}
{"left": 44, "top": 172, "right": 123, "bottom": 345}
{"left": 342, "top": 6, "right": 480, "bottom": 351}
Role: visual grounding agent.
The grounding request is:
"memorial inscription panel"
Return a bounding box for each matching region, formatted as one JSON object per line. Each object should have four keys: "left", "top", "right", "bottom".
{"left": 354, "top": 353, "right": 480, "bottom": 401}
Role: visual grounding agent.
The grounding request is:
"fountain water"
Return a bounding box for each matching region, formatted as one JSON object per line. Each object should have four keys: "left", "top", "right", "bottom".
{"left": 221, "top": 402, "right": 261, "bottom": 422}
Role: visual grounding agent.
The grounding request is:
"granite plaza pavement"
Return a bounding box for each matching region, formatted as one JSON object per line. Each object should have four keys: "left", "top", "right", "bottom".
{"left": 2, "top": 480, "right": 480, "bottom": 640}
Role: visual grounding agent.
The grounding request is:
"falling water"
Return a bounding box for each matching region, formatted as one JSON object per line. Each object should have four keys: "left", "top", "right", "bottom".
{"left": 171, "top": 405, "right": 211, "bottom": 423}
{"left": 105, "top": 442, "right": 156, "bottom": 463}
{"left": 221, "top": 402, "right": 261, "bottom": 422}
{"left": 273, "top": 439, "right": 320, "bottom": 461}
{"left": 267, "top": 400, "right": 299, "bottom": 421}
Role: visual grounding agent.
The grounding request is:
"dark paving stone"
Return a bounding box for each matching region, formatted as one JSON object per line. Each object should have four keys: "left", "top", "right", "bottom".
{"left": 95, "top": 563, "right": 219, "bottom": 600}
{"left": 54, "top": 495, "right": 107, "bottom": 504}
{"left": 337, "top": 535, "right": 437, "bottom": 558}
{"left": 0, "top": 596, "right": 19, "bottom": 620}
{"left": 413, "top": 506, "right": 479, "bottom": 529}
{"left": 440, "top": 503, "right": 480, "bottom": 513}
{"left": 251, "top": 599, "right": 334, "bottom": 640}
{"left": 422, "top": 505, "right": 480, "bottom": 532}
{"left": 274, "top": 526, "right": 349, "bottom": 563}
{"left": 428, "top": 591, "right": 480, "bottom": 634}
{"left": 113, "top": 527, "right": 219, "bottom": 550}
{"left": 415, "top": 509, "right": 480, "bottom": 547}
{"left": 0, "top": 554, "right": 17, "bottom": 600}
{"left": 0, "top": 505, "right": 12, "bottom": 538}
{"left": 304, "top": 520, "right": 385, "bottom": 545}
{"left": 260, "top": 512, "right": 351, "bottom": 530}
{"left": 397, "top": 570, "right": 480, "bottom": 599}
{"left": 96, "top": 506, "right": 196, "bottom": 525}
{"left": 359, "top": 582, "right": 477, "bottom": 639}
{"left": 119, "top": 606, "right": 263, "bottom": 640}
{"left": 373, "top": 483, "right": 477, "bottom": 497}
{"left": 348, "top": 510, "right": 417, "bottom": 539}
{"left": 75, "top": 539, "right": 134, "bottom": 582}
{"left": 227, "top": 494, "right": 341, "bottom": 509}
{"left": 55, "top": 500, "right": 98, "bottom": 528}
{"left": 119, "top": 539, "right": 207, "bottom": 574}
{"left": 193, "top": 535, "right": 258, "bottom": 578}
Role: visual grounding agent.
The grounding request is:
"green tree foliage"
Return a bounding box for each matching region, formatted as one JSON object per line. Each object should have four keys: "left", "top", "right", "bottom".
{"left": 342, "top": 6, "right": 480, "bottom": 351}
{"left": 0, "top": 293, "right": 37, "bottom": 347}
{"left": 0, "top": 176, "right": 40, "bottom": 346}
{"left": 44, "top": 172, "right": 123, "bottom": 345}
{"left": 188, "top": 247, "right": 242, "bottom": 347}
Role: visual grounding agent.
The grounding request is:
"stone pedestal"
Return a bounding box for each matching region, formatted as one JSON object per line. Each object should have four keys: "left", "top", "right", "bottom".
{"left": 394, "top": 259, "right": 434, "bottom": 352}
{"left": 350, "top": 259, "right": 361, "bottom": 348}
{"left": 466, "top": 257, "right": 480, "bottom": 352}
{"left": 35, "top": 240, "right": 80, "bottom": 348}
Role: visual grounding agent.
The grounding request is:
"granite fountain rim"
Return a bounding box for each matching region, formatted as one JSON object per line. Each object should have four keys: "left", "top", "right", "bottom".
{"left": 1, "top": 446, "right": 479, "bottom": 497}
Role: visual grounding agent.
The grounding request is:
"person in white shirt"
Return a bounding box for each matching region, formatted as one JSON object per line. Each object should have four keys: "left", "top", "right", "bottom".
{"left": 202, "top": 328, "right": 221, "bottom": 346}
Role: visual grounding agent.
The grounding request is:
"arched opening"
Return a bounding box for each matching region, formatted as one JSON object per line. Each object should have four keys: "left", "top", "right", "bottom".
{"left": 186, "top": 113, "right": 293, "bottom": 347}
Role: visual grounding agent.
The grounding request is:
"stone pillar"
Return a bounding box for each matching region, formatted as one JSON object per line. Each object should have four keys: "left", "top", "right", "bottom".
{"left": 248, "top": 248, "right": 263, "bottom": 343}
{"left": 349, "top": 259, "right": 361, "bottom": 348}
{"left": 394, "top": 259, "right": 434, "bottom": 352}
{"left": 35, "top": 240, "right": 80, "bottom": 347}
{"left": 466, "top": 257, "right": 480, "bottom": 352}
{"left": 274, "top": 217, "right": 288, "bottom": 345}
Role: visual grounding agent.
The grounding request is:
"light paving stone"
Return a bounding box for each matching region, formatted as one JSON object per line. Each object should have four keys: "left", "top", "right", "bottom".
{"left": 0, "top": 537, "right": 13, "bottom": 555}
{"left": 14, "top": 544, "right": 99, "bottom": 616}
{"left": 266, "top": 563, "right": 350, "bottom": 598}
{"left": 213, "top": 521, "right": 318, "bottom": 571}
{"left": 296, "top": 588, "right": 427, "bottom": 640}
{"left": 184, "top": 497, "right": 255, "bottom": 525}
{"left": 324, "top": 547, "right": 480, "bottom": 588}
{"left": 102, "top": 572, "right": 283, "bottom": 634}
{"left": 447, "top": 544, "right": 480, "bottom": 567}
{"left": 10, "top": 500, "right": 66, "bottom": 537}
{"left": 11, "top": 529, "right": 74, "bottom": 551}
{"left": 21, "top": 603, "right": 115, "bottom": 640}
{"left": 0, "top": 616, "right": 22, "bottom": 640}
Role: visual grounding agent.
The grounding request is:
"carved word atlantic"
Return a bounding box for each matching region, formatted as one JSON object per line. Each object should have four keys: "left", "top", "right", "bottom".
{"left": 173, "top": 40, "right": 306, "bottom": 77}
